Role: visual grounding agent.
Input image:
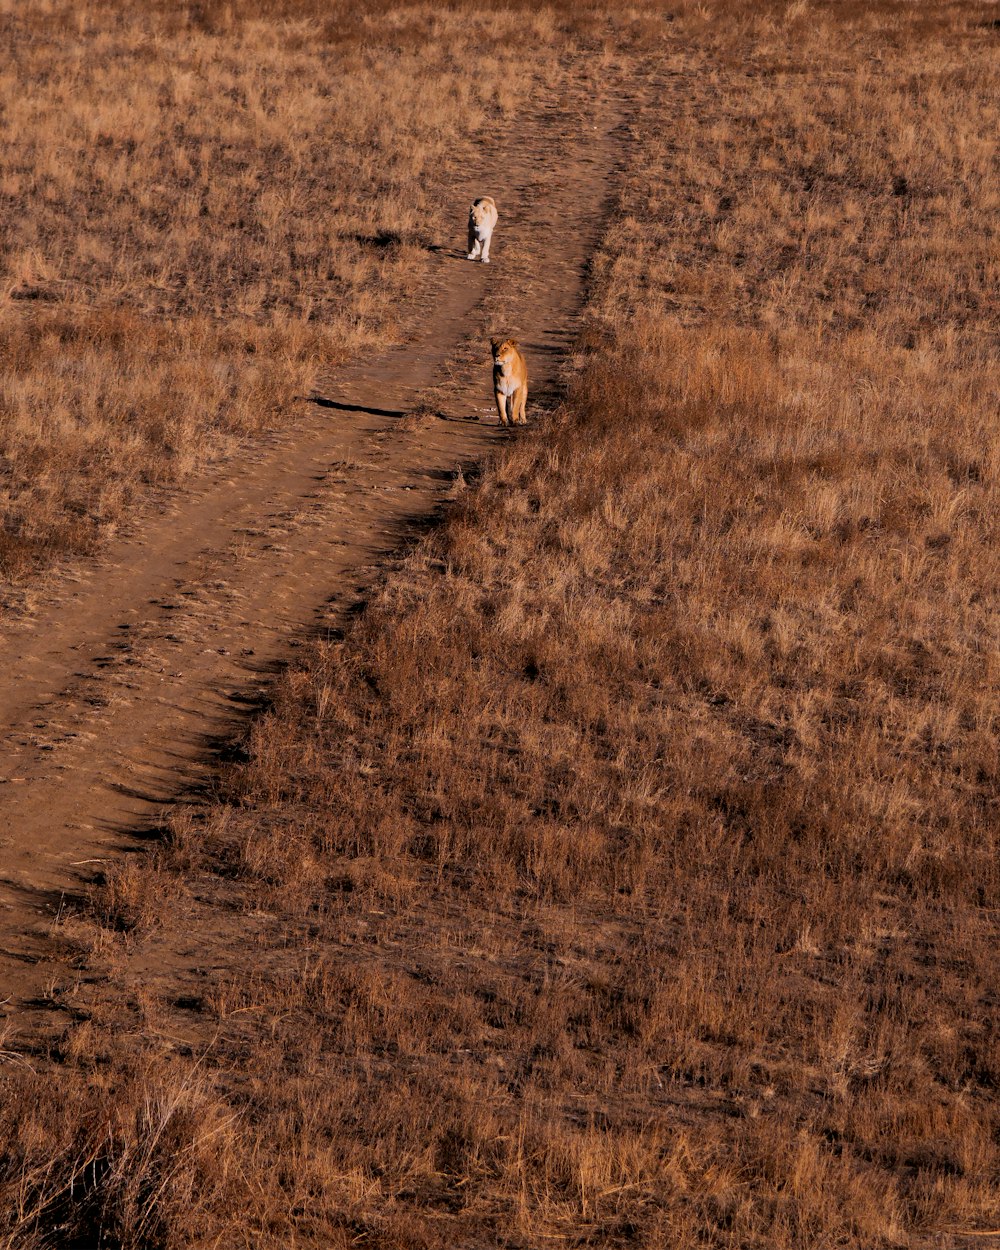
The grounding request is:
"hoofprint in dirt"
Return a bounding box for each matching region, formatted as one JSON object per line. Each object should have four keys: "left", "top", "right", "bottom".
{"left": 0, "top": 86, "right": 625, "bottom": 1033}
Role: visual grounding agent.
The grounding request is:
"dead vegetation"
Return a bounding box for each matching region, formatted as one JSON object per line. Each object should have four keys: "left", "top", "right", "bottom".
{"left": 2, "top": 1, "right": 1000, "bottom": 1248}
{"left": 0, "top": 0, "right": 586, "bottom": 583}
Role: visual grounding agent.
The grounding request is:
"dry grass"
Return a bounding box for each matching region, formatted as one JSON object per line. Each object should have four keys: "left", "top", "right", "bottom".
{"left": 0, "top": 0, "right": 582, "bottom": 583}
{"left": 3, "top": 1, "right": 1000, "bottom": 1248}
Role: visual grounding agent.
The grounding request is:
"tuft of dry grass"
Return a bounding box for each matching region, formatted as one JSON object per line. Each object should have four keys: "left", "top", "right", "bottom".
{"left": 3, "top": 2, "right": 1000, "bottom": 1248}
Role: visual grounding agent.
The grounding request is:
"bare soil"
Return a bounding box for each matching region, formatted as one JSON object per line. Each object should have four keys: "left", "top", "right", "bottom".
{"left": 0, "top": 85, "right": 623, "bottom": 1036}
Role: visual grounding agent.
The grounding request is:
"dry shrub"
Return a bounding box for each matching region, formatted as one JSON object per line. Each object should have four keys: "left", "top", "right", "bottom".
{"left": 0, "top": 1057, "right": 247, "bottom": 1249}
{"left": 91, "top": 857, "right": 174, "bottom": 935}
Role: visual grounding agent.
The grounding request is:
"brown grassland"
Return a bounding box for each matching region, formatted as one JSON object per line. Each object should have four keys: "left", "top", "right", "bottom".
{"left": 0, "top": 0, "right": 577, "bottom": 584}
{"left": 2, "top": 0, "right": 1000, "bottom": 1247}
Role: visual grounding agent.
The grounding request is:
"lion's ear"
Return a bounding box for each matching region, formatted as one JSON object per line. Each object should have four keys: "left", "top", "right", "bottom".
{"left": 490, "top": 338, "right": 500, "bottom": 350}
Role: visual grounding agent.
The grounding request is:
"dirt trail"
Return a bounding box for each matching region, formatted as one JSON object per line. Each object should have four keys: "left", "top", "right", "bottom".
{"left": 0, "top": 86, "right": 623, "bottom": 1024}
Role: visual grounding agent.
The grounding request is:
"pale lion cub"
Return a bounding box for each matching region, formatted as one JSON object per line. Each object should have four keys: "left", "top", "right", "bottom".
{"left": 467, "top": 196, "right": 498, "bottom": 263}
{"left": 491, "top": 338, "right": 528, "bottom": 426}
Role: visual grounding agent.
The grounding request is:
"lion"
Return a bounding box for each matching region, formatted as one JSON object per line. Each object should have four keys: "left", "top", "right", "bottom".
{"left": 491, "top": 337, "right": 528, "bottom": 426}
{"left": 467, "top": 196, "right": 498, "bottom": 263}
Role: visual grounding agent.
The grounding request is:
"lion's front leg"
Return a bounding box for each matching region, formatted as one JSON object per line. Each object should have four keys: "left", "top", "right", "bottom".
{"left": 495, "top": 389, "right": 509, "bottom": 426}
{"left": 514, "top": 384, "right": 527, "bottom": 425}
{"left": 480, "top": 229, "right": 491, "bottom": 263}
{"left": 467, "top": 225, "right": 481, "bottom": 260}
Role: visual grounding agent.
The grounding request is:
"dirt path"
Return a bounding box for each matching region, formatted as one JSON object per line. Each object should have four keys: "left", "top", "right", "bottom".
{"left": 0, "top": 85, "right": 624, "bottom": 1028}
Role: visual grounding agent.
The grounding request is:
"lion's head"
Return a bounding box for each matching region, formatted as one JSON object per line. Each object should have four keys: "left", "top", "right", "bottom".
{"left": 491, "top": 337, "right": 519, "bottom": 362}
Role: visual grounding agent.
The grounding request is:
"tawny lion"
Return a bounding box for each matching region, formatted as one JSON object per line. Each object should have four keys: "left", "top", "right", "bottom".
{"left": 491, "top": 338, "right": 528, "bottom": 426}
{"left": 467, "top": 196, "right": 498, "bottom": 263}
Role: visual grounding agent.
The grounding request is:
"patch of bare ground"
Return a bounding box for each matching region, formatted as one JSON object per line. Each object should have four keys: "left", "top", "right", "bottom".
{"left": 2, "top": 2, "right": 1000, "bottom": 1249}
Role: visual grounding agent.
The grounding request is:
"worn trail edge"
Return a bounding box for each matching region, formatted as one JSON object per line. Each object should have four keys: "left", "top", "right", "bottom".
{"left": 0, "top": 85, "right": 625, "bottom": 1029}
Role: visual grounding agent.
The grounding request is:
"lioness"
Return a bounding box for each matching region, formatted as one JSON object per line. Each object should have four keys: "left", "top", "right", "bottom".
{"left": 467, "top": 196, "right": 498, "bottom": 263}
{"left": 491, "top": 338, "right": 528, "bottom": 426}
